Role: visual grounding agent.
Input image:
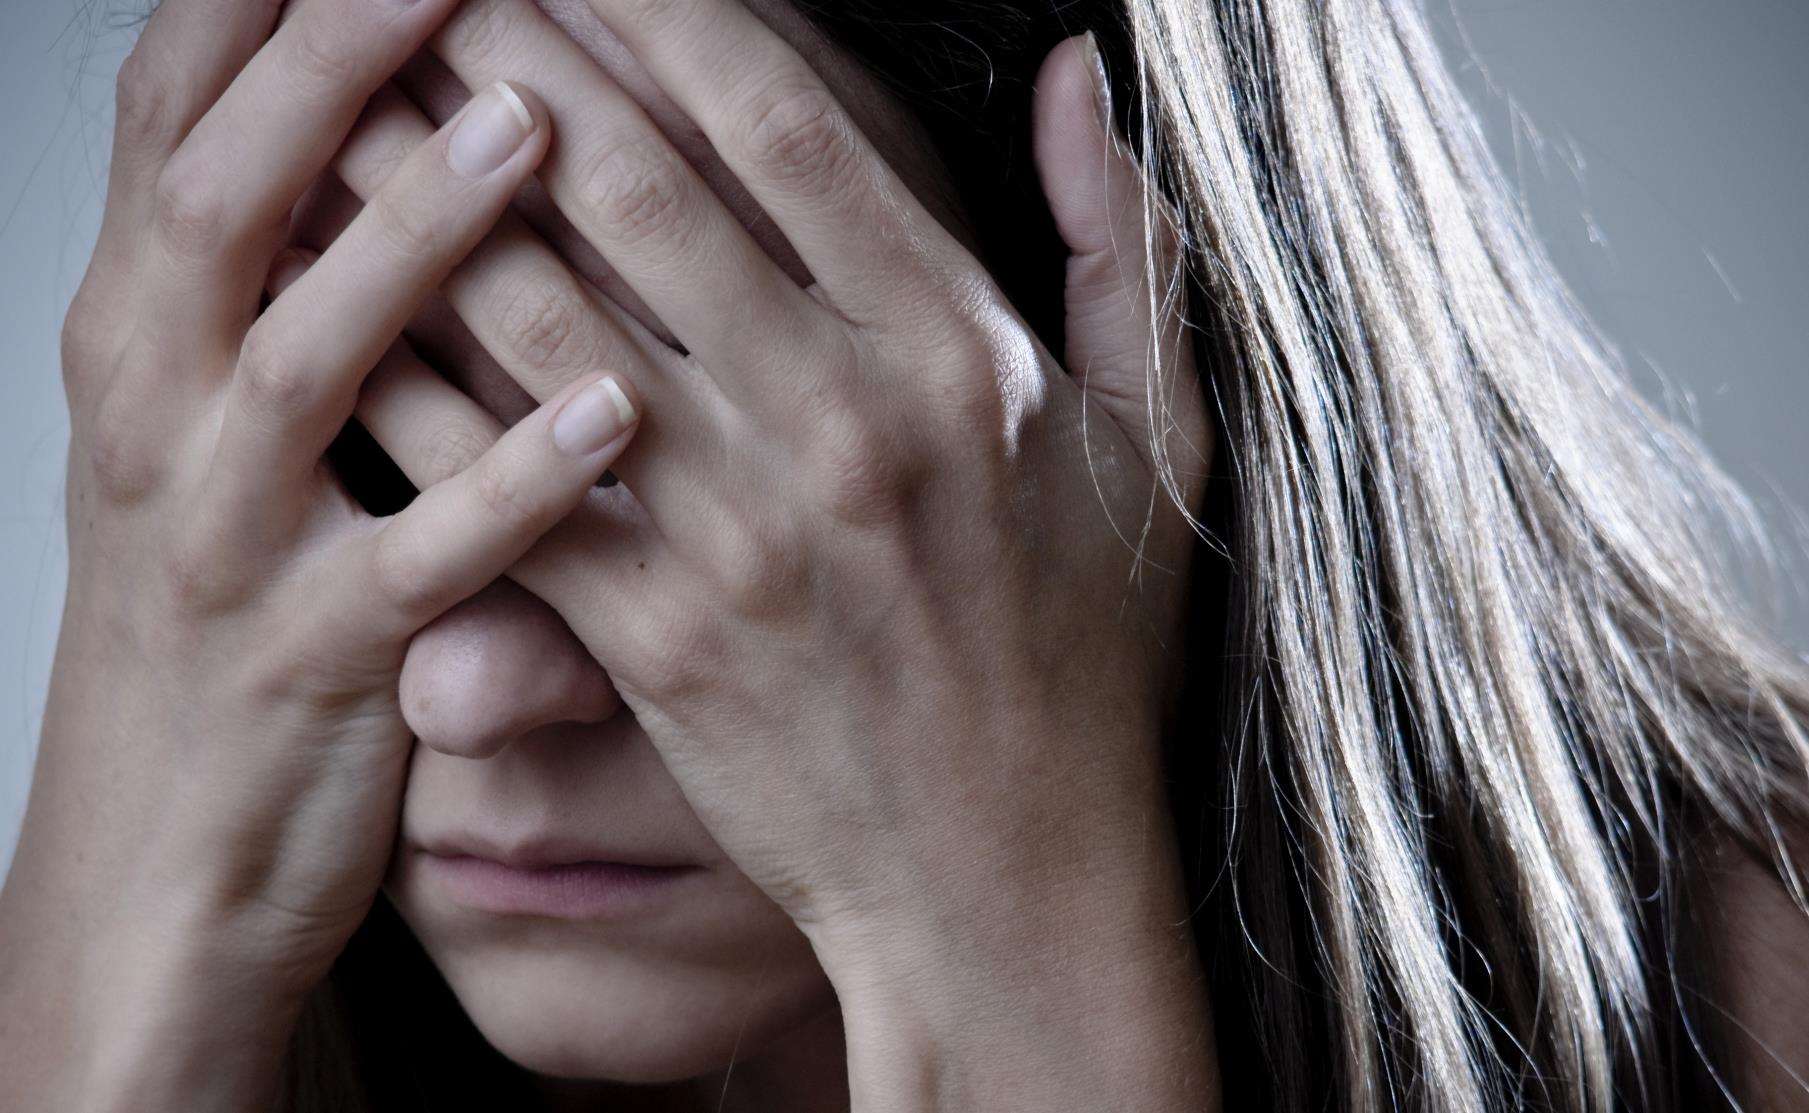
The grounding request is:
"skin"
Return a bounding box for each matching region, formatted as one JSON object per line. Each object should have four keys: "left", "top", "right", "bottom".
{"left": 1, "top": 0, "right": 1802, "bottom": 1109}
{"left": 297, "top": 6, "right": 1809, "bottom": 1111}
{"left": 284, "top": 1, "right": 975, "bottom": 1091}
{"left": 0, "top": 0, "right": 1217, "bottom": 1110}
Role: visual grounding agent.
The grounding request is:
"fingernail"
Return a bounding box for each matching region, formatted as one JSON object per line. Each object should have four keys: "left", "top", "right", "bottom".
{"left": 1084, "top": 32, "right": 1114, "bottom": 133}
{"left": 553, "top": 376, "right": 638, "bottom": 457}
{"left": 447, "top": 82, "right": 534, "bottom": 178}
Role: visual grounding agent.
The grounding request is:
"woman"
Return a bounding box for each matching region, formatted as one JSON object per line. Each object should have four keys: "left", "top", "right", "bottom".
{"left": 2, "top": 0, "right": 1805, "bottom": 1108}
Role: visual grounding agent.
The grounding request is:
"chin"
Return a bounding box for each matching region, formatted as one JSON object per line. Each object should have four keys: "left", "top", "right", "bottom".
{"left": 448, "top": 939, "right": 834, "bottom": 1081}
{"left": 391, "top": 879, "right": 836, "bottom": 1082}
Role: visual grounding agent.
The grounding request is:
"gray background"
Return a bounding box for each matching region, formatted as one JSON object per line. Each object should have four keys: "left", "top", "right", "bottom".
{"left": 3, "top": 0, "right": 1805, "bottom": 872}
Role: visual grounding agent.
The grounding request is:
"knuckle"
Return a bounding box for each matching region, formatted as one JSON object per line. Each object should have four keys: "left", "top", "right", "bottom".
{"left": 343, "top": 126, "right": 417, "bottom": 195}
{"left": 163, "top": 529, "right": 250, "bottom": 615}
{"left": 580, "top": 136, "right": 692, "bottom": 250}
{"left": 927, "top": 292, "right": 1046, "bottom": 425}
{"left": 983, "top": 328, "right": 1049, "bottom": 425}
{"left": 235, "top": 323, "right": 320, "bottom": 422}
{"left": 60, "top": 287, "right": 102, "bottom": 364}
{"left": 808, "top": 413, "right": 922, "bottom": 528}
{"left": 151, "top": 154, "right": 229, "bottom": 257}
{"left": 84, "top": 387, "right": 165, "bottom": 504}
{"left": 738, "top": 83, "right": 856, "bottom": 196}
{"left": 491, "top": 275, "right": 599, "bottom": 378}
{"left": 945, "top": 329, "right": 1014, "bottom": 420}
{"left": 365, "top": 189, "right": 444, "bottom": 266}
{"left": 620, "top": 603, "right": 716, "bottom": 701}
{"left": 60, "top": 286, "right": 116, "bottom": 399}
{"left": 711, "top": 515, "right": 806, "bottom": 615}
{"left": 113, "top": 45, "right": 178, "bottom": 150}
{"left": 471, "top": 451, "right": 542, "bottom": 532}
{"left": 939, "top": 269, "right": 1012, "bottom": 335}
{"left": 420, "top": 421, "right": 494, "bottom": 485}
{"left": 369, "top": 527, "right": 448, "bottom": 620}
{"left": 283, "top": 18, "right": 364, "bottom": 95}
{"left": 439, "top": 0, "right": 521, "bottom": 68}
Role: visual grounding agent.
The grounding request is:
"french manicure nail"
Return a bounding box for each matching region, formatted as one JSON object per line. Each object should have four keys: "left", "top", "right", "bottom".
{"left": 553, "top": 377, "right": 638, "bottom": 457}
{"left": 447, "top": 82, "right": 534, "bottom": 178}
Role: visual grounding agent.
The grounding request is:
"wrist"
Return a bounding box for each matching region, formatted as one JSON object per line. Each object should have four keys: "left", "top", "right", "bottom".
{"left": 811, "top": 831, "right": 1219, "bottom": 1112}
{"left": 0, "top": 902, "right": 302, "bottom": 1113}
{"left": 2, "top": 828, "right": 311, "bottom": 1113}
{"left": 74, "top": 951, "right": 300, "bottom": 1113}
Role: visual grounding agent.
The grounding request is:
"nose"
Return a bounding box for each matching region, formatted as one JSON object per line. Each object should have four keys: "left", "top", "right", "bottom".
{"left": 399, "top": 580, "right": 620, "bottom": 759}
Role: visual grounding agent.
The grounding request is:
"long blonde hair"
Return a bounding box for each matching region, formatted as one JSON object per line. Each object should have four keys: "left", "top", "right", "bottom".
{"left": 1092, "top": 0, "right": 1809, "bottom": 1108}
{"left": 817, "top": 0, "right": 1809, "bottom": 1105}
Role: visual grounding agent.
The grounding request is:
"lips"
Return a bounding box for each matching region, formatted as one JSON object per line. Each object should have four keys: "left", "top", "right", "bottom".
{"left": 411, "top": 831, "right": 693, "bottom": 871}
{"left": 404, "top": 833, "right": 701, "bottom": 919}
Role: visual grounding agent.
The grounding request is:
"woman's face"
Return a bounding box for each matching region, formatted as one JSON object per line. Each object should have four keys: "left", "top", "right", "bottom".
{"left": 361, "top": 0, "right": 967, "bottom": 1085}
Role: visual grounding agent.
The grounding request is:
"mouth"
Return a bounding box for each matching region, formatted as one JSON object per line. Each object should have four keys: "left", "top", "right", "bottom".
{"left": 406, "top": 836, "right": 701, "bottom": 919}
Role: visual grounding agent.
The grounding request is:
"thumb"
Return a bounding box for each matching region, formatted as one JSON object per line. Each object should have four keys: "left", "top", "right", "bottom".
{"left": 1032, "top": 34, "right": 1203, "bottom": 461}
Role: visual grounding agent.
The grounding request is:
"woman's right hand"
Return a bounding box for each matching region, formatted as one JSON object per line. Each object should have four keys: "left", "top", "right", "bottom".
{"left": 0, "top": 0, "right": 640, "bottom": 1106}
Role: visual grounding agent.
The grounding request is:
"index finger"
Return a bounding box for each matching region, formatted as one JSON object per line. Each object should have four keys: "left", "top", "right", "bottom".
{"left": 580, "top": 0, "right": 967, "bottom": 327}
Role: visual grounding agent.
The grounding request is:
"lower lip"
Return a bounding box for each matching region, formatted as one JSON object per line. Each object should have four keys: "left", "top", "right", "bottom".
{"left": 416, "top": 853, "right": 697, "bottom": 919}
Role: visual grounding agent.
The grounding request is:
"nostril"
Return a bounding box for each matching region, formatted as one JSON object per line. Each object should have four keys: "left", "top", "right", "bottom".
{"left": 396, "top": 581, "right": 622, "bottom": 758}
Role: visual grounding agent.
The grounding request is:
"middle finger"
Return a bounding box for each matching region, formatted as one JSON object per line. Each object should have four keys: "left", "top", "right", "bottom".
{"left": 327, "top": 85, "right": 735, "bottom": 539}
{"left": 427, "top": 0, "right": 841, "bottom": 407}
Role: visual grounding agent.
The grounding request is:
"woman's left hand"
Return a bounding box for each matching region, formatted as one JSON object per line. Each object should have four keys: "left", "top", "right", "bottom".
{"left": 321, "top": 2, "right": 1214, "bottom": 1105}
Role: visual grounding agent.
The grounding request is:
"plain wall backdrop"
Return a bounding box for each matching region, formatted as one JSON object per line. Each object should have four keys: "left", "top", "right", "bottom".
{"left": 3, "top": 0, "right": 1806, "bottom": 873}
